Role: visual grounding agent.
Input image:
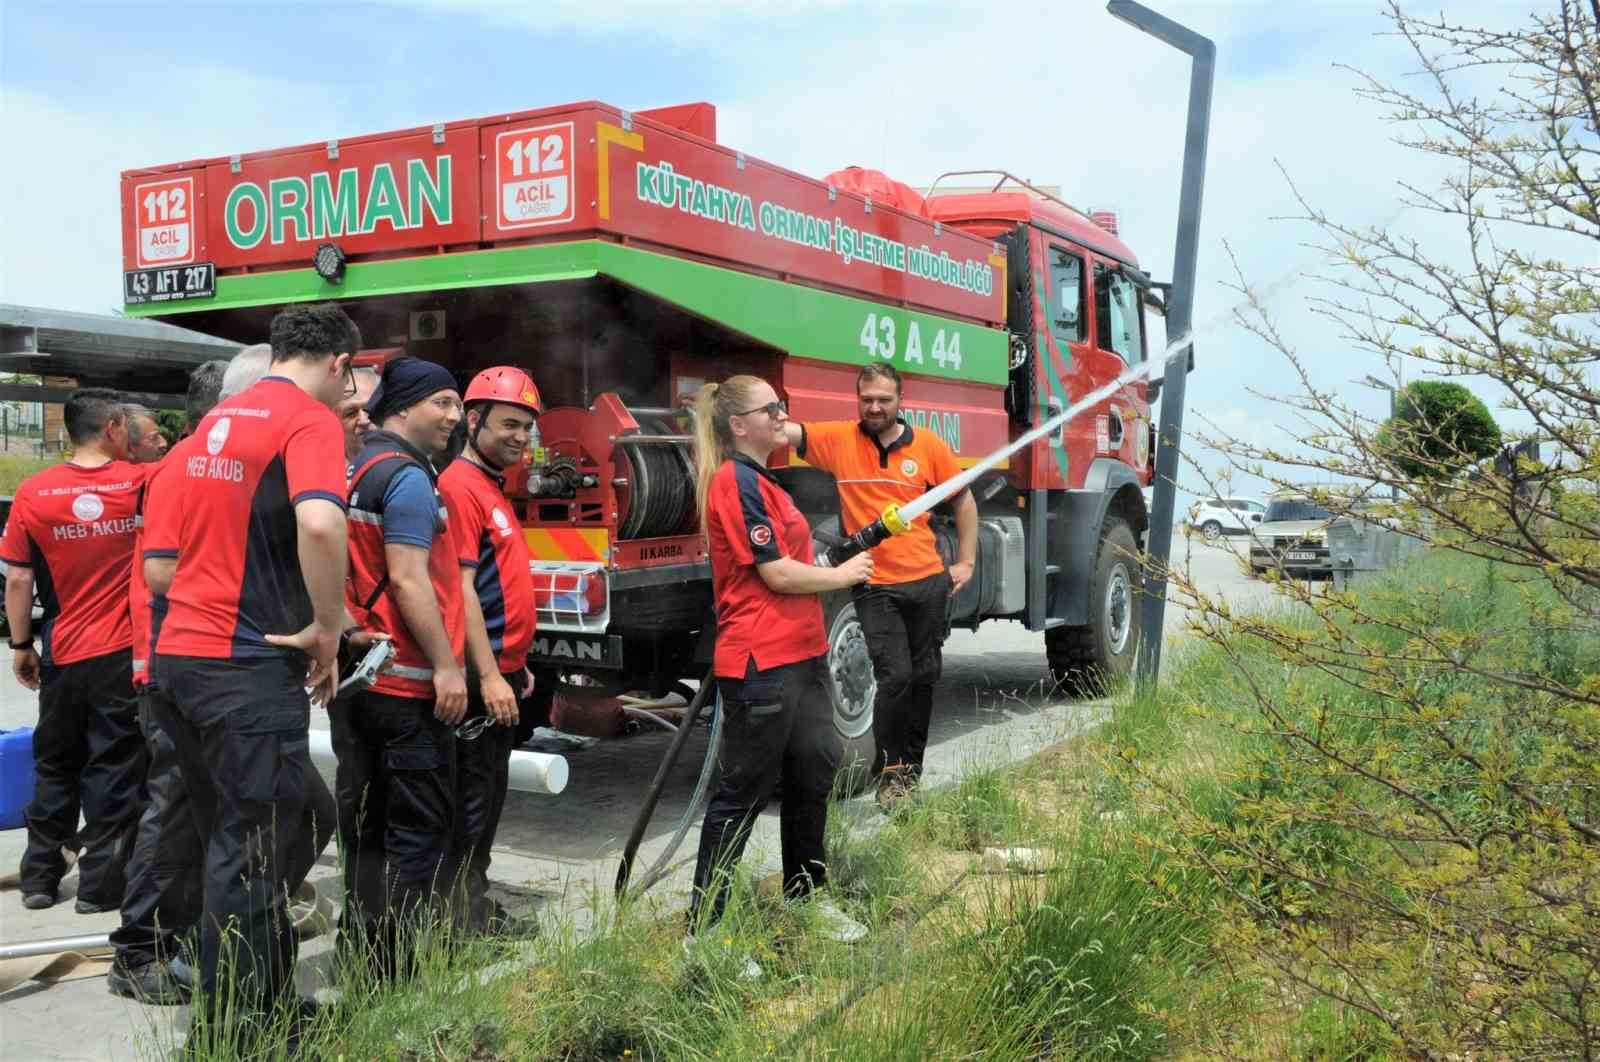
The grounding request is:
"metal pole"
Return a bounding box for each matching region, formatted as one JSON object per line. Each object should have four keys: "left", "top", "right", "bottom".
{"left": 1108, "top": 0, "right": 1214, "bottom": 691}
{"left": 0, "top": 933, "right": 112, "bottom": 961}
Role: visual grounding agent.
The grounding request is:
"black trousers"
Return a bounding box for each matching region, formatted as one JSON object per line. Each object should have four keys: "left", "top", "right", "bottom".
{"left": 689, "top": 655, "right": 838, "bottom": 929}
{"left": 854, "top": 570, "right": 951, "bottom": 777}
{"left": 20, "top": 648, "right": 144, "bottom": 905}
{"left": 447, "top": 674, "right": 516, "bottom": 929}
{"left": 150, "top": 654, "right": 308, "bottom": 1016}
{"left": 110, "top": 686, "right": 201, "bottom": 969}
{"left": 112, "top": 684, "right": 338, "bottom": 971}
{"left": 332, "top": 689, "right": 456, "bottom": 974}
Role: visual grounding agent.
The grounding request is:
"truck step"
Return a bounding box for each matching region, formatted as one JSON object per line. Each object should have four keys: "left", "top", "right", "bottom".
{"left": 1041, "top": 618, "right": 1067, "bottom": 630}
{"left": 1045, "top": 564, "right": 1061, "bottom": 576}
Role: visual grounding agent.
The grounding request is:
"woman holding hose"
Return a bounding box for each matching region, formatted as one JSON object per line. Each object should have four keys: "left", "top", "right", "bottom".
{"left": 688, "top": 375, "right": 874, "bottom": 949}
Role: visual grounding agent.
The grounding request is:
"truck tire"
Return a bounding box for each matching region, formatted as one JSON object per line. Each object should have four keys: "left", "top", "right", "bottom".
{"left": 1047, "top": 517, "right": 1142, "bottom": 695}
{"left": 821, "top": 591, "right": 877, "bottom": 795}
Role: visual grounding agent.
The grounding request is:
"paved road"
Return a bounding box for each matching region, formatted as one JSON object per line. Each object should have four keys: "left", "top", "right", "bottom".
{"left": 0, "top": 532, "right": 1260, "bottom": 1060}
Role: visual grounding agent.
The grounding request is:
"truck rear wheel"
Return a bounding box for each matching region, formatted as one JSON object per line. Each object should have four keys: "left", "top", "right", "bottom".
{"left": 1047, "top": 517, "right": 1142, "bottom": 695}
{"left": 822, "top": 592, "right": 877, "bottom": 795}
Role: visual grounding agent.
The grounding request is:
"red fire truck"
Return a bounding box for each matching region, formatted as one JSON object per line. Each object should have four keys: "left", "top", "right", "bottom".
{"left": 118, "top": 101, "right": 1159, "bottom": 768}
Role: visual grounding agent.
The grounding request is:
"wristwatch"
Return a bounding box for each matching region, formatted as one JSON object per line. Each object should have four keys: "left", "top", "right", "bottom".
{"left": 9, "top": 638, "right": 33, "bottom": 651}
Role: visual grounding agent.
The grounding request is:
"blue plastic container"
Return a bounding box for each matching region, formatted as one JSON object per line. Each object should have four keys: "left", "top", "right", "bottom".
{"left": 0, "top": 726, "right": 35, "bottom": 829}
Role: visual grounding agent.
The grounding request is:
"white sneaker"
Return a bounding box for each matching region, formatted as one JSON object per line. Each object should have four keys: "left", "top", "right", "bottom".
{"left": 681, "top": 933, "right": 763, "bottom": 980}
{"left": 802, "top": 896, "right": 868, "bottom": 944}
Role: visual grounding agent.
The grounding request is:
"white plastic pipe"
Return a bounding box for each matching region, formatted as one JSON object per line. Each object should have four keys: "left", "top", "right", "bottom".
{"left": 307, "top": 728, "right": 568, "bottom": 796}
{"left": 896, "top": 334, "right": 1194, "bottom": 524}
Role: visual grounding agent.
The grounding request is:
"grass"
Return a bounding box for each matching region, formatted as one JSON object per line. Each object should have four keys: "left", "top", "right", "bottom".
{"left": 0, "top": 453, "right": 54, "bottom": 495}
{"left": 167, "top": 548, "right": 1592, "bottom": 1060}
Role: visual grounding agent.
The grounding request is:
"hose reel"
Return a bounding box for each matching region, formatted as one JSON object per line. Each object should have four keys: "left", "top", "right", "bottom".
{"left": 616, "top": 413, "right": 697, "bottom": 541}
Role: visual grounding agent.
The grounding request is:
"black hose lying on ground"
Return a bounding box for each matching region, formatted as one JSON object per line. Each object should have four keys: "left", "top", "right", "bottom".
{"left": 614, "top": 670, "right": 716, "bottom": 897}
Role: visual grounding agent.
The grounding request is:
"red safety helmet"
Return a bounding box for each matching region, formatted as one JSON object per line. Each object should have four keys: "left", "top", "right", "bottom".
{"left": 464, "top": 366, "right": 543, "bottom": 416}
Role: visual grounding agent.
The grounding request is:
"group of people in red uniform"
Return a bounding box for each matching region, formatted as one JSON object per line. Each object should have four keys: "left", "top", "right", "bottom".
{"left": 4, "top": 302, "right": 978, "bottom": 1035}
{"left": 3, "top": 304, "right": 545, "bottom": 1050}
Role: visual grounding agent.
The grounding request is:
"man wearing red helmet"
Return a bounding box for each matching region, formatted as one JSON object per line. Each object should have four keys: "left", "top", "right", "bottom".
{"left": 437, "top": 365, "right": 541, "bottom": 933}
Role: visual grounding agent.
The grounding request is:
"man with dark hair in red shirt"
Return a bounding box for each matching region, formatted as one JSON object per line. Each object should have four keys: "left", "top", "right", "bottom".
{"left": 338, "top": 355, "right": 467, "bottom": 977}
{"left": 143, "top": 303, "right": 356, "bottom": 1038}
{"left": 439, "top": 366, "right": 541, "bottom": 933}
{"left": 2, "top": 388, "right": 145, "bottom": 915}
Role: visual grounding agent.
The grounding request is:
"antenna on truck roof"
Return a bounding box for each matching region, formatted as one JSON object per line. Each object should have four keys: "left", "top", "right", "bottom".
{"left": 924, "top": 169, "right": 1100, "bottom": 227}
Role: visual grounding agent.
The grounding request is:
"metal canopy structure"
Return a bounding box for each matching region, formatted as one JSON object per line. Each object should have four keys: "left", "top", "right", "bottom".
{"left": 0, "top": 303, "right": 240, "bottom": 410}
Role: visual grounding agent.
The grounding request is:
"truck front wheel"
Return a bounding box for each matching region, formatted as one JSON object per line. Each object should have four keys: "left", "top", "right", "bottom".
{"left": 1046, "top": 517, "right": 1143, "bottom": 695}
{"left": 822, "top": 592, "right": 878, "bottom": 794}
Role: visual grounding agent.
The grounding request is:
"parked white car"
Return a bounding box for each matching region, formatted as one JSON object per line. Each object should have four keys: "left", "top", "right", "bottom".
{"left": 1188, "top": 496, "right": 1267, "bottom": 541}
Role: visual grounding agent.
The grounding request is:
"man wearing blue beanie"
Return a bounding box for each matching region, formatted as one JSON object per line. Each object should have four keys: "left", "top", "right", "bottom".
{"left": 335, "top": 355, "right": 467, "bottom": 977}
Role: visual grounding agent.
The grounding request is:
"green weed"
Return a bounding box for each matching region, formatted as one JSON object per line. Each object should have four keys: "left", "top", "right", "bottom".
{"left": 0, "top": 453, "right": 53, "bottom": 495}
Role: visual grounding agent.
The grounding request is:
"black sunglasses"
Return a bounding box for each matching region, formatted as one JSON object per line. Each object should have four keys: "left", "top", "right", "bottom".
{"left": 735, "top": 400, "right": 787, "bottom": 419}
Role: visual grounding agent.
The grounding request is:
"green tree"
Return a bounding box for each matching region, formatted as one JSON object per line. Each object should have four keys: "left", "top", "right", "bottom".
{"left": 1378, "top": 378, "right": 1502, "bottom": 479}
{"left": 154, "top": 410, "right": 185, "bottom": 443}
{"left": 1156, "top": 2, "right": 1599, "bottom": 1056}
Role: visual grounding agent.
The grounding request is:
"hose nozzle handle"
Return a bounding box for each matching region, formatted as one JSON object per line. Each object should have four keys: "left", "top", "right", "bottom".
{"left": 816, "top": 505, "right": 906, "bottom": 568}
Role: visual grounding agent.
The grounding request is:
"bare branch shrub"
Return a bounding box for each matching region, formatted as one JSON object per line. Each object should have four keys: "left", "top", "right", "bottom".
{"left": 1136, "top": 3, "right": 1600, "bottom": 1056}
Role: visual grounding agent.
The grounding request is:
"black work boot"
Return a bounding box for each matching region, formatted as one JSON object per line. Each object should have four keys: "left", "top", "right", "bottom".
{"left": 107, "top": 958, "right": 191, "bottom": 1006}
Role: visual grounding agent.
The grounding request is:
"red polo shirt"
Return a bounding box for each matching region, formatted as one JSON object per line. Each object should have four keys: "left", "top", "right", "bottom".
{"left": 146, "top": 377, "right": 347, "bottom": 660}
{"left": 706, "top": 452, "right": 826, "bottom": 679}
{"left": 439, "top": 456, "right": 536, "bottom": 674}
{"left": 0, "top": 460, "right": 143, "bottom": 666}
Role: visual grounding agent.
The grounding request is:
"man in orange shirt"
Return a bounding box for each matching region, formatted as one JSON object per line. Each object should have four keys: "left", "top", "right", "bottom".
{"left": 784, "top": 363, "right": 977, "bottom": 807}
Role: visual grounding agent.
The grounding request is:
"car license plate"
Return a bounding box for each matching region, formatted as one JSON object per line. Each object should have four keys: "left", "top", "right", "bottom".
{"left": 1285, "top": 551, "right": 1317, "bottom": 561}
{"left": 124, "top": 262, "right": 215, "bottom": 305}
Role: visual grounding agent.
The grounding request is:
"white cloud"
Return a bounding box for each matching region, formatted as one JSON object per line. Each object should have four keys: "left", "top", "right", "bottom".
{"left": 1, "top": 66, "right": 350, "bottom": 312}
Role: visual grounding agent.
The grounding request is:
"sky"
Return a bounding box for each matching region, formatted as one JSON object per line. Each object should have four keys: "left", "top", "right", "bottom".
{"left": 0, "top": 0, "right": 1560, "bottom": 502}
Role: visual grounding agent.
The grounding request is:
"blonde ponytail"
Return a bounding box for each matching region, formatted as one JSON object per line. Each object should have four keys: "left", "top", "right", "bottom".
{"left": 692, "top": 375, "right": 765, "bottom": 525}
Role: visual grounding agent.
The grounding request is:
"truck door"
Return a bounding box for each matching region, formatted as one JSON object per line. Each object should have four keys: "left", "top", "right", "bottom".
{"left": 1091, "top": 262, "right": 1152, "bottom": 484}
{"left": 1031, "top": 240, "right": 1094, "bottom": 491}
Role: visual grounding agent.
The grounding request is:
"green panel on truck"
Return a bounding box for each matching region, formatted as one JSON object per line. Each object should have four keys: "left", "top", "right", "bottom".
{"left": 125, "top": 241, "right": 1009, "bottom": 386}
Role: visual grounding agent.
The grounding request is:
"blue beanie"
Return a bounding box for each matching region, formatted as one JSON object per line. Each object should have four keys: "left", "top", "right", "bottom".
{"left": 365, "top": 356, "right": 458, "bottom": 423}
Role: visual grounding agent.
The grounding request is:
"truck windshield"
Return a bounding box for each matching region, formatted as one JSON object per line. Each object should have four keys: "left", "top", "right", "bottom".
{"left": 1264, "top": 498, "right": 1333, "bottom": 522}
